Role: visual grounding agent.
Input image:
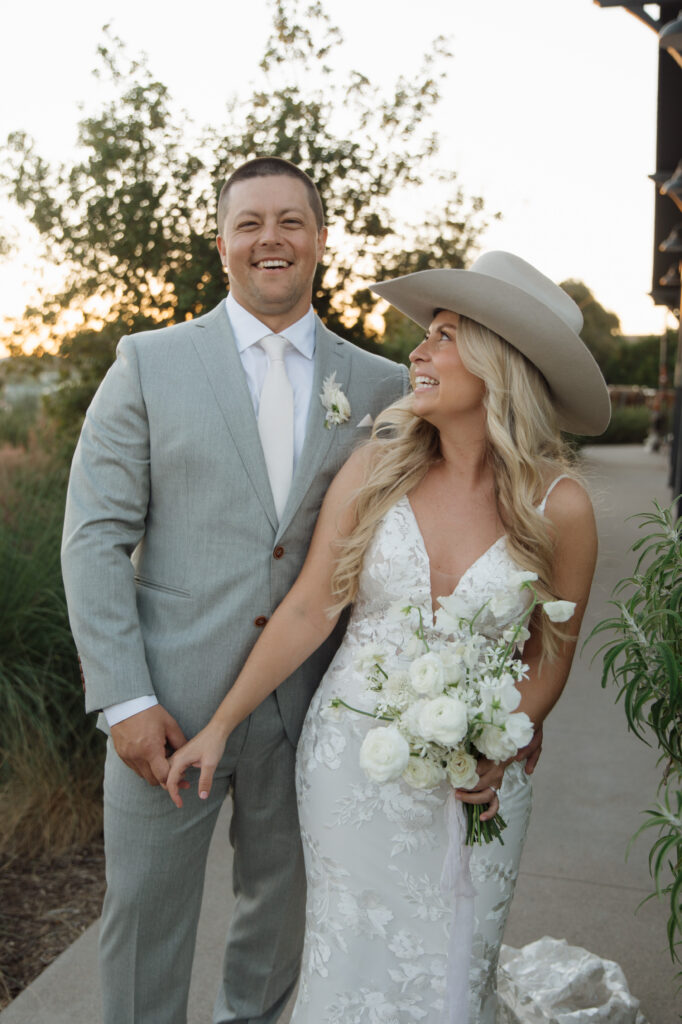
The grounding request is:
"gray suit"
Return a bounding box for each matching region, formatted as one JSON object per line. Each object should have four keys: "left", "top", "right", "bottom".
{"left": 62, "top": 301, "right": 408, "bottom": 1023}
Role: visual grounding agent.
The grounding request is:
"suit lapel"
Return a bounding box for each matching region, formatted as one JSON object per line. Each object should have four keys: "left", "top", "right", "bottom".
{"left": 277, "top": 317, "right": 350, "bottom": 537}
{"left": 190, "top": 304, "right": 278, "bottom": 529}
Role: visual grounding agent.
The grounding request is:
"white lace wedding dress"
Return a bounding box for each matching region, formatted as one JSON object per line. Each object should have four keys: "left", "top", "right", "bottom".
{"left": 292, "top": 494, "right": 540, "bottom": 1024}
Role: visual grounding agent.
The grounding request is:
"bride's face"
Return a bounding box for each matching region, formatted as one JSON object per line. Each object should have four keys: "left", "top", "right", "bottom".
{"left": 408, "top": 311, "right": 486, "bottom": 428}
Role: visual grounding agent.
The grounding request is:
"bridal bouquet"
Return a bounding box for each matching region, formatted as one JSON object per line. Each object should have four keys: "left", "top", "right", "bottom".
{"left": 331, "top": 573, "right": 576, "bottom": 845}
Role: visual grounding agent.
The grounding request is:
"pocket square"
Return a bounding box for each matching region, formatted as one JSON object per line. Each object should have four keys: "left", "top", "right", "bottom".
{"left": 356, "top": 414, "right": 373, "bottom": 428}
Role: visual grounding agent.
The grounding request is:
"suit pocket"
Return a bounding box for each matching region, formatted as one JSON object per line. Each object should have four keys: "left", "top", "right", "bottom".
{"left": 134, "top": 576, "right": 191, "bottom": 598}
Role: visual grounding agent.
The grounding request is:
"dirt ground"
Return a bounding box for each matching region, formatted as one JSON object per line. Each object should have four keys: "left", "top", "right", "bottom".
{"left": 0, "top": 839, "right": 105, "bottom": 1010}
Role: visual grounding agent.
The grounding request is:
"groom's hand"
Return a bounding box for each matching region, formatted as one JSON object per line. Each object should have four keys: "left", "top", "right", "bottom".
{"left": 111, "top": 705, "right": 187, "bottom": 787}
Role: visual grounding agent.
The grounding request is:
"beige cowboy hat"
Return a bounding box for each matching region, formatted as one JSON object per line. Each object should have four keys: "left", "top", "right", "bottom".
{"left": 371, "top": 251, "right": 611, "bottom": 436}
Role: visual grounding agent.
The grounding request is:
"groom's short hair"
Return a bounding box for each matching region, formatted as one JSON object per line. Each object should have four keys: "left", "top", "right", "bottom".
{"left": 217, "top": 157, "right": 325, "bottom": 234}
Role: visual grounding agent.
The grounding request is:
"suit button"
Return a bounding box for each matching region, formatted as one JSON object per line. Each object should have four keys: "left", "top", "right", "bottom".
{"left": 254, "top": 615, "right": 268, "bottom": 628}
{"left": 273, "top": 546, "right": 285, "bottom": 559}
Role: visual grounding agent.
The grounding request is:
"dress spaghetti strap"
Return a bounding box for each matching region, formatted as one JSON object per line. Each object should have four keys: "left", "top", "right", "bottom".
{"left": 537, "top": 474, "right": 571, "bottom": 515}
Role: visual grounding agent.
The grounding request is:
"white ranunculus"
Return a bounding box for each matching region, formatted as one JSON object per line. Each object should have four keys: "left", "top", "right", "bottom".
{"left": 543, "top": 600, "right": 576, "bottom": 623}
{"left": 401, "top": 698, "right": 430, "bottom": 741}
{"left": 444, "top": 748, "right": 479, "bottom": 789}
{"left": 359, "top": 726, "right": 410, "bottom": 783}
{"left": 417, "top": 696, "right": 468, "bottom": 746}
{"left": 434, "top": 607, "right": 460, "bottom": 634}
{"left": 402, "top": 756, "right": 445, "bottom": 790}
{"left": 409, "top": 652, "right": 445, "bottom": 698}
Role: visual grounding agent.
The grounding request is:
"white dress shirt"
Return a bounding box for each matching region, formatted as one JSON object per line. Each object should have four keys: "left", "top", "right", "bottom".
{"left": 103, "top": 294, "right": 317, "bottom": 727}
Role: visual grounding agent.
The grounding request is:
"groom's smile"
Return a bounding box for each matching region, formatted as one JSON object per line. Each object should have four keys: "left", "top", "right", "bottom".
{"left": 217, "top": 175, "right": 327, "bottom": 333}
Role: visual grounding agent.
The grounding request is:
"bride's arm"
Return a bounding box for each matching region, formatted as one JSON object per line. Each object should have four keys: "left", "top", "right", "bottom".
{"left": 165, "top": 447, "right": 370, "bottom": 807}
{"left": 456, "top": 479, "right": 597, "bottom": 816}
{"left": 515, "top": 478, "right": 598, "bottom": 727}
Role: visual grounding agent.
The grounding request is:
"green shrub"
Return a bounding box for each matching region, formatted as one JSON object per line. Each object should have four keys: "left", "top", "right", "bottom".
{"left": 569, "top": 404, "right": 650, "bottom": 447}
{"left": 588, "top": 499, "right": 681, "bottom": 974}
{"left": 0, "top": 451, "right": 105, "bottom": 857}
{"left": 0, "top": 395, "right": 40, "bottom": 448}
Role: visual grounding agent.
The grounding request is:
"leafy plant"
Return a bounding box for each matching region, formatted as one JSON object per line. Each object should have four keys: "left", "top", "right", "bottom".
{"left": 588, "top": 498, "right": 682, "bottom": 971}
{"left": 0, "top": 451, "right": 105, "bottom": 857}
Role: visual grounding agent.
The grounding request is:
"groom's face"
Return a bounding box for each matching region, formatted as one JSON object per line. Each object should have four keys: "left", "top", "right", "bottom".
{"left": 216, "top": 175, "right": 327, "bottom": 331}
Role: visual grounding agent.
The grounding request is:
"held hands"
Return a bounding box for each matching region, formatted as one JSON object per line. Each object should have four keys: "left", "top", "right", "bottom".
{"left": 454, "top": 757, "right": 504, "bottom": 822}
{"left": 110, "top": 704, "right": 187, "bottom": 787}
{"left": 165, "top": 721, "right": 229, "bottom": 808}
{"left": 454, "top": 722, "right": 544, "bottom": 821}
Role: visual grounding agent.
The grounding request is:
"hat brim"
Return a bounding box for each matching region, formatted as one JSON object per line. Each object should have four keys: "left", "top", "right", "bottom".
{"left": 371, "top": 269, "right": 611, "bottom": 436}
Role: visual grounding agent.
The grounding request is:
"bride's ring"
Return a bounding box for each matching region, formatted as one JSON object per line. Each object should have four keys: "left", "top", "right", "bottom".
{"left": 489, "top": 785, "right": 498, "bottom": 796}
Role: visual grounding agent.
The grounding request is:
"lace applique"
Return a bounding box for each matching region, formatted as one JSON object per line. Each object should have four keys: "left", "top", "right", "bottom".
{"left": 291, "top": 498, "right": 535, "bottom": 1024}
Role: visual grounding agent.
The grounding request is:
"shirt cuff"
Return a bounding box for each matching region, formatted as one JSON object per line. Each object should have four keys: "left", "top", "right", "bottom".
{"left": 103, "top": 695, "right": 159, "bottom": 727}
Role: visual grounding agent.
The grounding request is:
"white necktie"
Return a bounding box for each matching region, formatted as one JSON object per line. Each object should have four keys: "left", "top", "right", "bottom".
{"left": 258, "top": 334, "right": 294, "bottom": 520}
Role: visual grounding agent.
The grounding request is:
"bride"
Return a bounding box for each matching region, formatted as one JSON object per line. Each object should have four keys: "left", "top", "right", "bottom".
{"left": 166, "top": 251, "right": 610, "bottom": 1023}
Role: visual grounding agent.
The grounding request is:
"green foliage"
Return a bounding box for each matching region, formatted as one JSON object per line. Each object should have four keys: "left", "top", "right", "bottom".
{"left": 1, "top": 1, "right": 492, "bottom": 447}
{"left": 588, "top": 499, "right": 682, "bottom": 970}
{"left": 0, "top": 453, "right": 105, "bottom": 856}
{"left": 561, "top": 279, "right": 621, "bottom": 372}
{"left": 570, "top": 405, "right": 651, "bottom": 447}
{"left": 0, "top": 394, "right": 39, "bottom": 448}
{"left": 604, "top": 331, "right": 677, "bottom": 389}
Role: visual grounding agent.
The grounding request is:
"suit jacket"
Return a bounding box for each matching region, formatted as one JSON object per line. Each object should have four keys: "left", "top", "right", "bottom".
{"left": 61, "top": 301, "right": 409, "bottom": 743}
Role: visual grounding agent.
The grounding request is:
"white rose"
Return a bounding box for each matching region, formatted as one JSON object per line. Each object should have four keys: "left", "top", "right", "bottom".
{"left": 417, "top": 696, "right": 468, "bottom": 746}
{"left": 444, "top": 748, "right": 479, "bottom": 789}
{"left": 543, "top": 600, "right": 576, "bottom": 623}
{"left": 475, "top": 724, "right": 518, "bottom": 762}
{"left": 402, "top": 756, "right": 445, "bottom": 790}
{"left": 359, "top": 726, "right": 410, "bottom": 782}
{"left": 409, "top": 652, "right": 445, "bottom": 698}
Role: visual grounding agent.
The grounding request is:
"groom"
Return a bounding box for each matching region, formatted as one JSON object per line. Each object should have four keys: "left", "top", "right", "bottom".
{"left": 62, "top": 156, "right": 409, "bottom": 1023}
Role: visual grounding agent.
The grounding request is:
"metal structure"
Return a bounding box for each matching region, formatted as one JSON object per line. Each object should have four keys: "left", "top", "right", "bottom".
{"left": 595, "top": 1, "right": 682, "bottom": 509}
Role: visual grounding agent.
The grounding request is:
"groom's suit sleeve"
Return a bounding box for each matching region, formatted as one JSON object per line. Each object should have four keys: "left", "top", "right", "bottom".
{"left": 62, "top": 335, "right": 155, "bottom": 715}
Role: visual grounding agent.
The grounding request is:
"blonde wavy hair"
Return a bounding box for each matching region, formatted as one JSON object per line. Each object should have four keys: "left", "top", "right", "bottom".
{"left": 330, "top": 315, "right": 577, "bottom": 659}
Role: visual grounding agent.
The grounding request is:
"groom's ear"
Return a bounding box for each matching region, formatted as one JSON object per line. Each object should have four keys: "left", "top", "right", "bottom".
{"left": 316, "top": 226, "right": 328, "bottom": 262}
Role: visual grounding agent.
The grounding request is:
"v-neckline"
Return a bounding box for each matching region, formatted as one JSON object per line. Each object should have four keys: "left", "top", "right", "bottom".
{"left": 402, "top": 496, "right": 507, "bottom": 614}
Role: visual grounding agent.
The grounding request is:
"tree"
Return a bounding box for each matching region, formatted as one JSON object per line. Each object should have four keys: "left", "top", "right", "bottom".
{"left": 1, "top": 1, "right": 492, "bottom": 448}
{"left": 560, "top": 279, "right": 621, "bottom": 372}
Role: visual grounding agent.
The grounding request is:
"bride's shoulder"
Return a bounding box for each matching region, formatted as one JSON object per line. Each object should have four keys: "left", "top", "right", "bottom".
{"left": 541, "top": 475, "right": 596, "bottom": 539}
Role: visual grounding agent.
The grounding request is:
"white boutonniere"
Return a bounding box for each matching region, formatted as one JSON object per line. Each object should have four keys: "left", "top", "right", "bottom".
{"left": 320, "top": 372, "right": 351, "bottom": 428}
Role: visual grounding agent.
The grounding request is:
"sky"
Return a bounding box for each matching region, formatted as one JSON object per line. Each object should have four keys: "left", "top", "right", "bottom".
{"left": 0, "top": 0, "right": 674, "bottom": 349}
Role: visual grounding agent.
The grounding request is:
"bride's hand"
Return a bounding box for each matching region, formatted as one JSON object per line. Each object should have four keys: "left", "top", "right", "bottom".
{"left": 454, "top": 756, "right": 506, "bottom": 821}
{"left": 166, "top": 721, "right": 229, "bottom": 809}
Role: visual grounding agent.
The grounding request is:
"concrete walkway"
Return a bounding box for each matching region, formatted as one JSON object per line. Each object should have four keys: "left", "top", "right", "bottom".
{"left": 1, "top": 445, "right": 678, "bottom": 1023}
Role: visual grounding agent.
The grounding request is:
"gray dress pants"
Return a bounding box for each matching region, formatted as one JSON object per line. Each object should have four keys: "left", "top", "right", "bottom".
{"left": 100, "top": 695, "right": 305, "bottom": 1024}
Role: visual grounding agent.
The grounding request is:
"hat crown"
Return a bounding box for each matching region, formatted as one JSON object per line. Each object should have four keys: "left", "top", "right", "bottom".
{"left": 470, "top": 251, "right": 583, "bottom": 334}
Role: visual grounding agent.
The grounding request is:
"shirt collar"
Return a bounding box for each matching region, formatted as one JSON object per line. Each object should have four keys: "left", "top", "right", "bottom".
{"left": 225, "top": 293, "right": 316, "bottom": 359}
